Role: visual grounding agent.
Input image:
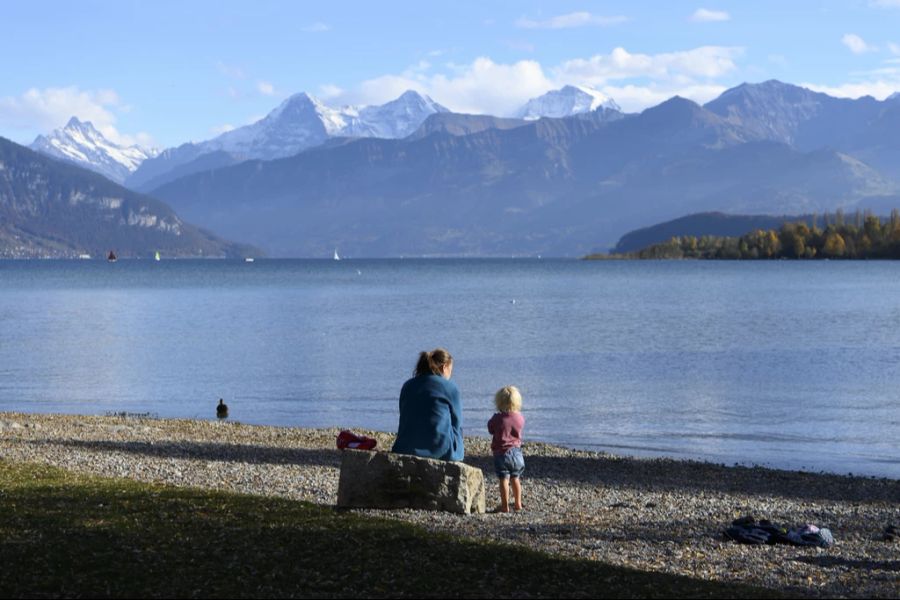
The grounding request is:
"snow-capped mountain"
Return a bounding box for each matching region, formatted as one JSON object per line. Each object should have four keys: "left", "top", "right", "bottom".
{"left": 203, "top": 90, "right": 449, "bottom": 159}
{"left": 30, "top": 117, "right": 158, "bottom": 184}
{"left": 343, "top": 91, "right": 450, "bottom": 138}
{"left": 516, "top": 85, "right": 621, "bottom": 120}
{"left": 202, "top": 92, "right": 334, "bottom": 160}
{"left": 127, "top": 90, "right": 448, "bottom": 190}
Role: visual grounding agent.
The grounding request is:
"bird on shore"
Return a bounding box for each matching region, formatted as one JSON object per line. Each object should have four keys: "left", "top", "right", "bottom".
{"left": 216, "top": 398, "right": 228, "bottom": 419}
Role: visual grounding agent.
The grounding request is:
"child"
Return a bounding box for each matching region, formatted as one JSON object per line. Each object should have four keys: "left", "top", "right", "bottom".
{"left": 487, "top": 385, "right": 525, "bottom": 512}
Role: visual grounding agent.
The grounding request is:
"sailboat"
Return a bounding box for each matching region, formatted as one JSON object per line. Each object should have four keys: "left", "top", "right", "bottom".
{"left": 107, "top": 250, "right": 117, "bottom": 262}
{"left": 333, "top": 248, "right": 341, "bottom": 261}
{"left": 154, "top": 251, "right": 161, "bottom": 262}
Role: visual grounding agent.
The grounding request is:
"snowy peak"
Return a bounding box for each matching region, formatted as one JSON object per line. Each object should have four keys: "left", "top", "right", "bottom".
{"left": 128, "top": 90, "right": 450, "bottom": 190}
{"left": 381, "top": 90, "right": 449, "bottom": 115}
{"left": 65, "top": 116, "right": 98, "bottom": 134}
{"left": 31, "top": 117, "right": 156, "bottom": 183}
{"left": 351, "top": 91, "right": 450, "bottom": 138}
{"left": 202, "top": 90, "right": 449, "bottom": 160}
{"left": 268, "top": 92, "right": 336, "bottom": 126}
{"left": 268, "top": 89, "right": 449, "bottom": 138}
{"left": 516, "top": 85, "right": 621, "bottom": 120}
{"left": 211, "top": 92, "right": 335, "bottom": 158}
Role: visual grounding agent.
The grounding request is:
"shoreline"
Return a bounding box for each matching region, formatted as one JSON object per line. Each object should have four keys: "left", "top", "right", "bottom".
{"left": 1, "top": 411, "right": 898, "bottom": 597}
{"left": 532, "top": 437, "right": 898, "bottom": 482}
{"left": 19, "top": 408, "right": 900, "bottom": 481}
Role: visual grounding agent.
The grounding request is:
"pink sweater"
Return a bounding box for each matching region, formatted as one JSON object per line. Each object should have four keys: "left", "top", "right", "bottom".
{"left": 487, "top": 411, "right": 525, "bottom": 455}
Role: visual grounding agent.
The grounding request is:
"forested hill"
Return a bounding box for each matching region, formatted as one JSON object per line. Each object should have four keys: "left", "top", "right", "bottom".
{"left": 596, "top": 211, "right": 900, "bottom": 259}
{"left": 611, "top": 212, "right": 820, "bottom": 254}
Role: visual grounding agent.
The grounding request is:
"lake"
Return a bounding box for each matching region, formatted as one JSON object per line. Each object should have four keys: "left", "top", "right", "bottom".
{"left": 1, "top": 259, "right": 898, "bottom": 478}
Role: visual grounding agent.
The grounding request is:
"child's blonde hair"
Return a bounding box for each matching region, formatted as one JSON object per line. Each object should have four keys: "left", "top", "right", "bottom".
{"left": 494, "top": 385, "right": 522, "bottom": 412}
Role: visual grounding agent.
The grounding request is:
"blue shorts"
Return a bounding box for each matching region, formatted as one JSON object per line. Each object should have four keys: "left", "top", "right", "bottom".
{"left": 493, "top": 447, "right": 525, "bottom": 479}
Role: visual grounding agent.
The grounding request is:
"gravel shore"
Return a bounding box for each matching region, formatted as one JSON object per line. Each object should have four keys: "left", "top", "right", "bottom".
{"left": 1, "top": 412, "right": 897, "bottom": 598}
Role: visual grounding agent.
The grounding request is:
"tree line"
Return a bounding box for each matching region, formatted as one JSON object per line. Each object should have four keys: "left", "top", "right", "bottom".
{"left": 624, "top": 210, "right": 900, "bottom": 260}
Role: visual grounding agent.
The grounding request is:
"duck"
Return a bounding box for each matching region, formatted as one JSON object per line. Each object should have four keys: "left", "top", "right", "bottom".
{"left": 216, "top": 398, "right": 229, "bottom": 419}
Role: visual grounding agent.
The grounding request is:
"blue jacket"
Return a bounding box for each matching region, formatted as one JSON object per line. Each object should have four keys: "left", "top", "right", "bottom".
{"left": 391, "top": 374, "right": 464, "bottom": 462}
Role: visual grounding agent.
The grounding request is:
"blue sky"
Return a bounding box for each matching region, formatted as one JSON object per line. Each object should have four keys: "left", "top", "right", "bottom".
{"left": 2, "top": 0, "right": 900, "bottom": 149}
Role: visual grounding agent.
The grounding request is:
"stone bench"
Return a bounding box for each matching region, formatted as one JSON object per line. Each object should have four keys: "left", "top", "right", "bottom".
{"left": 336, "top": 449, "right": 486, "bottom": 514}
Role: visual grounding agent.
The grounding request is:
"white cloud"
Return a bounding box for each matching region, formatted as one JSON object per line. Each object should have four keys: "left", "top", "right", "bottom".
{"left": 336, "top": 46, "right": 743, "bottom": 116}
{"left": 407, "top": 60, "right": 432, "bottom": 74}
{"left": 318, "top": 84, "right": 344, "bottom": 99}
{"left": 802, "top": 80, "right": 899, "bottom": 100}
{"left": 257, "top": 81, "right": 276, "bottom": 96}
{"left": 352, "top": 57, "right": 551, "bottom": 115}
{"left": 690, "top": 8, "right": 731, "bottom": 22}
{"left": 210, "top": 123, "right": 235, "bottom": 135}
{"left": 889, "top": 42, "right": 900, "bottom": 55}
{"left": 132, "top": 132, "right": 155, "bottom": 148}
{"left": 303, "top": 22, "right": 331, "bottom": 32}
{"left": 555, "top": 46, "right": 743, "bottom": 85}
{"left": 0, "top": 86, "right": 149, "bottom": 145}
{"left": 598, "top": 83, "right": 729, "bottom": 112}
{"left": 516, "top": 12, "right": 628, "bottom": 29}
{"left": 842, "top": 33, "right": 876, "bottom": 54}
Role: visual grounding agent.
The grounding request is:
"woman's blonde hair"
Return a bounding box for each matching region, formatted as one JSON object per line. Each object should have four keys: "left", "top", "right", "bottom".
{"left": 494, "top": 385, "right": 522, "bottom": 412}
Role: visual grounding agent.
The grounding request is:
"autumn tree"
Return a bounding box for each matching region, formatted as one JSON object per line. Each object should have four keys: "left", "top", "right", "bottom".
{"left": 823, "top": 232, "right": 846, "bottom": 257}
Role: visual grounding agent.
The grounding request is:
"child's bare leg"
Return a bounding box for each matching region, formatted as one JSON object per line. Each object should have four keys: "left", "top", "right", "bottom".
{"left": 498, "top": 477, "right": 510, "bottom": 512}
{"left": 510, "top": 476, "right": 523, "bottom": 511}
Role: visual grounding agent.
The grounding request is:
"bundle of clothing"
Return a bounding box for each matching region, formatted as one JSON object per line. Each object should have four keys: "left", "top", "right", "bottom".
{"left": 336, "top": 430, "right": 377, "bottom": 450}
{"left": 724, "top": 516, "right": 834, "bottom": 547}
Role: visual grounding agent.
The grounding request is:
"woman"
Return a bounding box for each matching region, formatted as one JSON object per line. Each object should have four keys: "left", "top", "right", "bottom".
{"left": 391, "top": 348, "right": 464, "bottom": 462}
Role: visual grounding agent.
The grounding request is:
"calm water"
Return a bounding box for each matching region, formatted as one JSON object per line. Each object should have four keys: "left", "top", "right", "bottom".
{"left": 1, "top": 259, "right": 898, "bottom": 478}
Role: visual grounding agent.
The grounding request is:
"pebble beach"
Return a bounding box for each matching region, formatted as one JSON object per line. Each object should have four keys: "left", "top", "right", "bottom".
{"left": 1, "top": 412, "right": 897, "bottom": 598}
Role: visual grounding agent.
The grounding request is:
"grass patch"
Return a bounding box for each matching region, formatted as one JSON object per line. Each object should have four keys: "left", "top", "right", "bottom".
{"left": 0, "top": 460, "right": 786, "bottom": 598}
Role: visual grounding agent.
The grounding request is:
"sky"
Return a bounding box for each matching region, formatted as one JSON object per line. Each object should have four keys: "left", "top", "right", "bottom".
{"left": 2, "top": 0, "right": 900, "bottom": 149}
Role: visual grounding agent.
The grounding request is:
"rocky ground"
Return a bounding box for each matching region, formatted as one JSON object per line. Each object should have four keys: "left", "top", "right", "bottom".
{"left": 1, "top": 412, "right": 897, "bottom": 598}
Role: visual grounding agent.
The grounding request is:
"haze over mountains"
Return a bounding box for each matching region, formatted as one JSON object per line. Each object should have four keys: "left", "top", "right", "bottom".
{"left": 19, "top": 80, "right": 900, "bottom": 257}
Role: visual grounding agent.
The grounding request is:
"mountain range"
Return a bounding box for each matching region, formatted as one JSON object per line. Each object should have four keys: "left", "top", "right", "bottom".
{"left": 31, "top": 86, "right": 618, "bottom": 192}
{"left": 0, "top": 137, "right": 257, "bottom": 258}
{"left": 124, "top": 90, "right": 452, "bottom": 191}
{"left": 17, "top": 80, "right": 900, "bottom": 257}
{"left": 143, "top": 82, "right": 898, "bottom": 256}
